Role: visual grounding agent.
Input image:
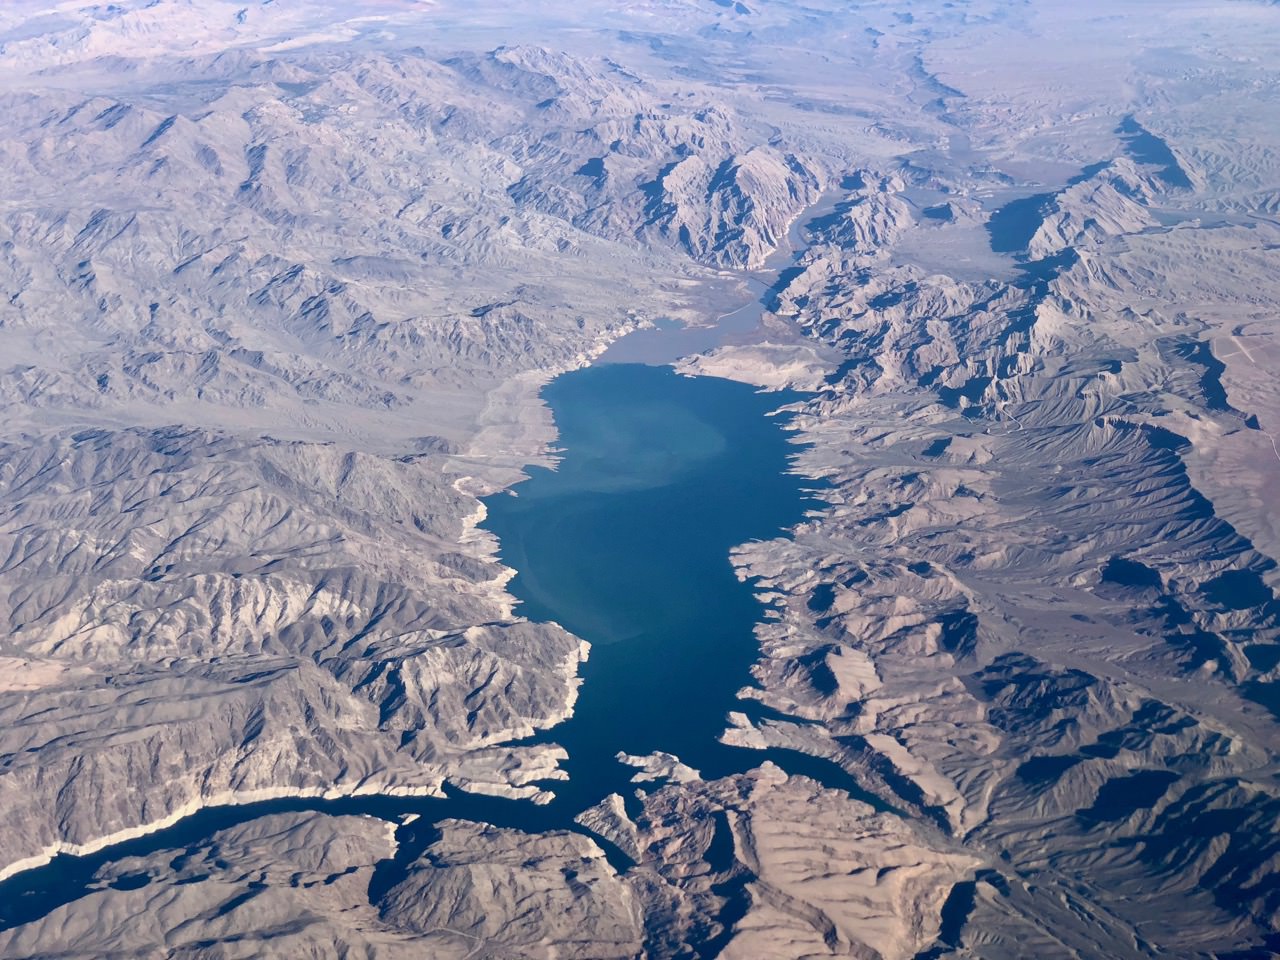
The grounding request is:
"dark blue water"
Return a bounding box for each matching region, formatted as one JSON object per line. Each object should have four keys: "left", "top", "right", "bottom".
{"left": 986, "top": 191, "right": 1056, "bottom": 253}
{"left": 1118, "top": 115, "right": 1192, "bottom": 189}
{"left": 484, "top": 363, "right": 832, "bottom": 812}
{"left": 0, "top": 362, "right": 861, "bottom": 932}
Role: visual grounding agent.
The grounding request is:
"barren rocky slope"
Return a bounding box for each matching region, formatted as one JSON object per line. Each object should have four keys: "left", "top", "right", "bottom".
{"left": 0, "top": 5, "right": 838, "bottom": 880}
{"left": 0, "top": 1, "right": 1278, "bottom": 958}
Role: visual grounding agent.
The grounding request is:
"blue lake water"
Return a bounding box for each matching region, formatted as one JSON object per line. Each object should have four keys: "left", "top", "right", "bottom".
{"left": 484, "top": 363, "right": 828, "bottom": 813}
{"left": 0, "top": 361, "right": 868, "bottom": 931}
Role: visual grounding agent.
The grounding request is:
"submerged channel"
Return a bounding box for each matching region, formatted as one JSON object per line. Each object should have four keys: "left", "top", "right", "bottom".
{"left": 0, "top": 362, "right": 843, "bottom": 929}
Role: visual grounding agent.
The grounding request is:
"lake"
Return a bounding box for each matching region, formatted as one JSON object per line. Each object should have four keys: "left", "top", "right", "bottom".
{"left": 0, "top": 361, "right": 848, "bottom": 929}
{"left": 484, "top": 362, "right": 824, "bottom": 814}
